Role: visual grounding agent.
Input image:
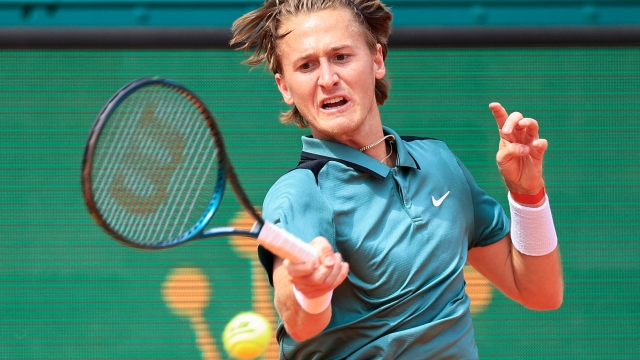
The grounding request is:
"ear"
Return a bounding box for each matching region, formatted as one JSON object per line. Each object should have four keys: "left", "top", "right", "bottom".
{"left": 275, "top": 73, "right": 295, "bottom": 105}
{"left": 373, "top": 44, "right": 386, "bottom": 80}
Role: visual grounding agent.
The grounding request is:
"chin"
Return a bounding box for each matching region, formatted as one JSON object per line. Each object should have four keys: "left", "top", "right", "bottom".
{"left": 316, "top": 117, "right": 359, "bottom": 136}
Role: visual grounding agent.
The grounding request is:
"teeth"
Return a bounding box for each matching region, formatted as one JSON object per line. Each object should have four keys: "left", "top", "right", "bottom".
{"left": 323, "top": 97, "right": 344, "bottom": 105}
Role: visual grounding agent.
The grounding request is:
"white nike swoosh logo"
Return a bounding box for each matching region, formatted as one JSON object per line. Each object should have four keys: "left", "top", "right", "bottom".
{"left": 432, "top": 191, "right": 450, "bottom": 207}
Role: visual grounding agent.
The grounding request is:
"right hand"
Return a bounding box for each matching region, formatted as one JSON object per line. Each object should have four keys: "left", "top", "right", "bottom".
{"left": 283, "top": 236, "right": 349, "bottom": 299}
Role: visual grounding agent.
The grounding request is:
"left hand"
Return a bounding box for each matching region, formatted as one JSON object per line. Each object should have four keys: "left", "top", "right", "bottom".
{"left": 489, "top": 102, "right": 547, "bottom": 195}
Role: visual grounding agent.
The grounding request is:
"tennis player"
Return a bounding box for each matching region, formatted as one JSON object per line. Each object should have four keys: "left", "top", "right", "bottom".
{"left": 231, "top": 0, "right": 563, "bottom": 358}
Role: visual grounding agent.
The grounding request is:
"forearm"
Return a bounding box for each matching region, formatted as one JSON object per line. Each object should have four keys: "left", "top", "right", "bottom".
{"left": 510, "top": 245, "right": 563, "bottom": 310}
{"left": 273, "top": 258, "right": 332, "bottom": 341}
{"left": 468, "top": 236, "right": 563, "bottom": 310}
{"left": 508, "top": 193, "right": 563, "bottom": 309}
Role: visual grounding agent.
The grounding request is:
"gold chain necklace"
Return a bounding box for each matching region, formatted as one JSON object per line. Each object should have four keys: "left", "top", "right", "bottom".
{"left": 359, "top": 134, "right": 395, "bottom": 164}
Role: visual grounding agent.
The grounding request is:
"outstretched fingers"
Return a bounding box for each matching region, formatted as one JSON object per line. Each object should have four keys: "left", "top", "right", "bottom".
{"left": 489, "top": 102, "right": 509, "bottom": 129}
{"left": 490, "top": 102, "right": 540, "bottom": 144}
{"left": 490, "top": 102, "right": 548, "bottom": 193}
{"left": 530, "top": 138, "right": 548, "bottom": 160}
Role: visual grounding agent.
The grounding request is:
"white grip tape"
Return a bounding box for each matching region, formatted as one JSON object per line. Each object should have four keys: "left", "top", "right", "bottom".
{"left": 292, "top": 286, "right": 333, "bottom": 314}
{"left": 256, "top": 221, "right": 315, "bottom": 264}
{"left": 509, "top": 193, "right": 558, "bottom": 256}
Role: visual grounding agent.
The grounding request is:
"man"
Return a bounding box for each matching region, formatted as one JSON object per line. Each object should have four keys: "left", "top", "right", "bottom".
{"left": 231, "top": 0, "right": 563, "bottom": 358}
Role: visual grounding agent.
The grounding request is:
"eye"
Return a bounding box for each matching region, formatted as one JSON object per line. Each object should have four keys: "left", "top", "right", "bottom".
{"left": 298, "top": 61, "right": 316, "bottom": 72}
{"left": 335, "top": 54, "right": 349, "bottom": 61}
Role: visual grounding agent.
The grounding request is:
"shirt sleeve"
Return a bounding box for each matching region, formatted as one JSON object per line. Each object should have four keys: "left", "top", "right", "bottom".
{"left": 453, "top": 155, "right": 511, "bottom": 249}
{"left": 257, "top": 169, "right": 335, "bottom": 286}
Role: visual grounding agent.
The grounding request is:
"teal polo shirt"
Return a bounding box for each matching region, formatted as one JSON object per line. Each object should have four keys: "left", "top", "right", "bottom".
{"left": 259, "top": 126, "right": 510, "bottom": 359}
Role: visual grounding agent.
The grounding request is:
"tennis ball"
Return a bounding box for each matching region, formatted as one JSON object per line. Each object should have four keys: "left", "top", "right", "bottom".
{"left": 222, "top": 312, "right": 271, "bottom": 360}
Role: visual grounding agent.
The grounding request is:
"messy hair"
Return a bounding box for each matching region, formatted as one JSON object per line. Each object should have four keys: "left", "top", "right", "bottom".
{"left": 230, "top": 0, "right": 393, "bottom": 128}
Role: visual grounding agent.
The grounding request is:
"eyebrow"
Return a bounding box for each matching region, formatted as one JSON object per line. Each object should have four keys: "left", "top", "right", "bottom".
{"left": 292, "top": 44, "right": 353, "bottom": 63}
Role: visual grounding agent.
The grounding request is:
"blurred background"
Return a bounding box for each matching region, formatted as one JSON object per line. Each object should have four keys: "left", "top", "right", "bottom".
{"left": 1, "top": 0, "right": 639, "bottom": 359}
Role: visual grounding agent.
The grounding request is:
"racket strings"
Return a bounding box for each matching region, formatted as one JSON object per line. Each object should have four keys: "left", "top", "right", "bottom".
{"left": 151, "top": 92, "right": 214, "bottom": 242}
{"left": 92, "top": 85, "right": 220, "bottom": 246}
{"left": 101, "top": 90, "right": 169, "bottom": 237}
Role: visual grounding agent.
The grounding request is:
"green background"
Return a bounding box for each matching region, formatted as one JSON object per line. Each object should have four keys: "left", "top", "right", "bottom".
{"left": 0, "top": 48, "right": 639, "bottom": 359}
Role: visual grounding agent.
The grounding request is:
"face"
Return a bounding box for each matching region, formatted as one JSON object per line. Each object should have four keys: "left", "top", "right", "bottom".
{"left": 274, "top": 7, "right": 386, "bottom": 145}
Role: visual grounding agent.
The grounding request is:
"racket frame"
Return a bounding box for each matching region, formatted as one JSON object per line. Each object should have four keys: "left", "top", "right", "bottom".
{"left": 82, "top": 77, "right": 262, "bottom": 249}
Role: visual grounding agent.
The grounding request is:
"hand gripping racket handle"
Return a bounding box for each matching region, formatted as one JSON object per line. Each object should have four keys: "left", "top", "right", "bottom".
{"left": 256, "top": 222, "right": 316, "bottom": 264}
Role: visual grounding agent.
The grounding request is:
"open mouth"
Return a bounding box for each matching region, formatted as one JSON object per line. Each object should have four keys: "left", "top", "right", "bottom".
{"left": 322, "top": 97, "right": 348, "bottom": 110}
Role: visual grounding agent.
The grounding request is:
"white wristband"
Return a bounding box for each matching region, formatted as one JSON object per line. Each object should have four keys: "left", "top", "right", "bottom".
{"left": 508, "top": 192, "right": 558, "bottom": 256}
{"left": 292, "top": 286, "right": 333, "bottom": 314}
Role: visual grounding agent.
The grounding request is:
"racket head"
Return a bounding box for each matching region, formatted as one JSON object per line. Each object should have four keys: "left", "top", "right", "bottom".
{"left": 82, "top": 77, "right": 230, "bottom": 249}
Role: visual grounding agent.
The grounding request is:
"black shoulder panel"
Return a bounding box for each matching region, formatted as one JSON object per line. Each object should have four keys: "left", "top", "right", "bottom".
{"left": 289, "top": 151, "right": 387, "bottom": 182}
{"left": 287, "top": 153, "right": 331, "bottom": 184}
{"left": 401, "top": 135, "right": 439, "bottom": 142}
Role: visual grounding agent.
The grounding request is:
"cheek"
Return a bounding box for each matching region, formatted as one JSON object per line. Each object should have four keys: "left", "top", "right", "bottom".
{"left": 361, "top": 70, "right": 378, "bottom": 98}
{"left": 290, "top": 77, "right": 315, "bottom": 102}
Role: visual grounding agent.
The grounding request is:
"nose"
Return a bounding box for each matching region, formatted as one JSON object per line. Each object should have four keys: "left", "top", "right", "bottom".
{"left": 318, "top": 60, "right": 338, "bottom": 89}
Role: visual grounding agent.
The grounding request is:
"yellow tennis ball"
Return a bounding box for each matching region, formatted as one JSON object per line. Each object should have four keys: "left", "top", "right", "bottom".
{"left": 222, "top": 312, "right": 271, "bottom": 360}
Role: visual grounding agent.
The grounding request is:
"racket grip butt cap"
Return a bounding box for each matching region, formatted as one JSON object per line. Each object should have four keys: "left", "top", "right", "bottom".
{"left": 255, "top": 221, "right": 315, "bottom": 264}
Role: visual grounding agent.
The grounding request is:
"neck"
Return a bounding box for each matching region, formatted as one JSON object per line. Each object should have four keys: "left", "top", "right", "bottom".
{"left": 360, "top": 134, "right": 396, "bottom": 167}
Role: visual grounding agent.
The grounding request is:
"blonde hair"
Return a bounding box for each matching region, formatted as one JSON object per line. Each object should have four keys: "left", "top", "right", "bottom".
{"left": 230, "top": 0, "right": 393, "bottom": 128}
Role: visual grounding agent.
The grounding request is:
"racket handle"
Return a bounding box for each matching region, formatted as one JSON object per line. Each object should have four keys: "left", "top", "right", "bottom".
{"left": 256, "top": 222, "right": 316, "bottom": 264}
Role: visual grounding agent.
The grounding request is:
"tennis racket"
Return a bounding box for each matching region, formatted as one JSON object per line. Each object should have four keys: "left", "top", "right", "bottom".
{"left": 81, "top": 77, "right": 315, "bottom": 264}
